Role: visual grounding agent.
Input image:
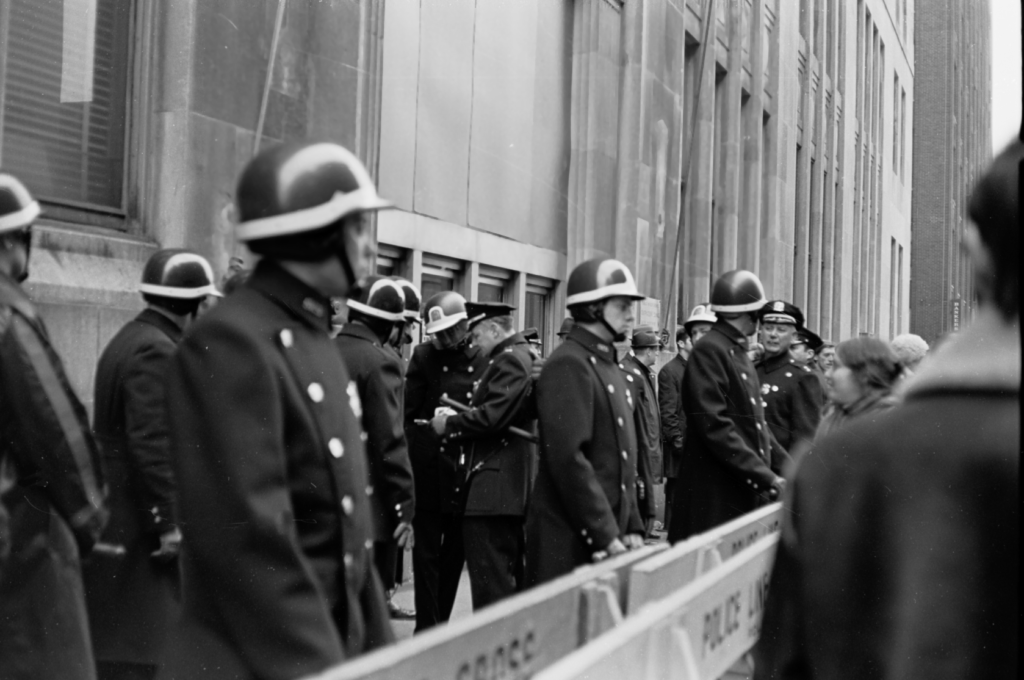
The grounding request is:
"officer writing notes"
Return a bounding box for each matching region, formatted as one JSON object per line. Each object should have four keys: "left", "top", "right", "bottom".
{"left": 161, "top": 142, "right": 394, "bottom": 679}
{"left": 405, "top": 291, "right": 488, "bottom": 631}
{"left": 430, "top": 302, "right": 536, "bottom": 609}
{"left": 0, "top": 174, "right": 108, "bottom": 679}
{"left": 335, "top": 277, "right": 416, "bottom": 618}
{"left": 86, "top": 249, "right": 220, "bottom": 680}
{"left": 667, "top": 270, "right": 786, "bottom": 542}
{"left": 525, "top": 258, "right": 646, "bottom": 585}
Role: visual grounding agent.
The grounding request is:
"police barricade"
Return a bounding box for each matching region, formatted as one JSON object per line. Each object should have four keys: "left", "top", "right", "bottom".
{"left": 532, "top": 534, "right": 780, "bottom": 680}
{"left": 627, "top": 503, "right": 782, "bottom": 614}
{"left": 308, "top": 543, "right": 666, "bottom": 680}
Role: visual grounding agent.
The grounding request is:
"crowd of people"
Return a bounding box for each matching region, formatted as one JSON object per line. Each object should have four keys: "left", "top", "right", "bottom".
{"left": 0, "top": 137, "right": 1017, "bottom": 680}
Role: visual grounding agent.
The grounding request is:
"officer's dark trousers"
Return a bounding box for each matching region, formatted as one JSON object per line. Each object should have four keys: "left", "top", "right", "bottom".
{"left": 663, "top": 477, "right": 677, "bottom": 530}
{"left": 373, "top": 539, "right": 399, "bottom": 592}
{"left": 412, "top": 510, "right": 464, "bottom": 632}
{"left": 462, "top": 515, "right": 525, "bottom": 611}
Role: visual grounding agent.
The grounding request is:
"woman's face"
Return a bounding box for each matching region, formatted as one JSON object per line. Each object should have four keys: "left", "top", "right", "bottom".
{"left": 827, "top": 355, "right": 862, "bottom": 407}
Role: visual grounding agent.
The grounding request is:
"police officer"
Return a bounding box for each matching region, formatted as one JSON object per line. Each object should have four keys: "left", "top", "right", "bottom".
{"left": 430, "top": 302, "right": 536, "bottom": 609}
{"left": 0, "top": 174, "right": 108, "bottom": 679}
{"left": 658, "top": 304, "right": 716, "bottom": 531}
{"left": 667, "top": 270, "right": 786, "bottom": 543}
{"left": 390, "top": 277, "right": 422, "bottom": 354}
{"left": 525, "top": 257, "right": 646, "bottom": 585}
{"left": 335, "top": 277, "right": 416, "bottom": 619}
{"left": 789, "top": 326, "right": 823, "bottom": 367}
{"left": 756, "top": 301, "right": 825, "bottom": 462}
{"left": 85, "top": 249, "right": 221, "bottom": 680}
{"left": 405, "top": 291, "right": 488, "bottom": 631}
{"left": 161, "top": 142, "right": 394, "bottom": 679}
{"left": 625, "top": 329, "right": 662, "bottom": 536}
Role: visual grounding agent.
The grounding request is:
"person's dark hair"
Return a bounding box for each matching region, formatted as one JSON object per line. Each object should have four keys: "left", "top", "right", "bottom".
{"left": 245, "top": 215, "right": 349, "bottom": 261}
{"left": 815, "top": 341, "right": 835, "bottom": 355}
{"left": 142, "top": 294, "right": 203, "bottom": 317}
{"left": 966, "top": 139, "right": 1021, "bottom": 320}
{"left": 835, "top": 337, "right": 903, "bottom": 394}
{"left": 675, "top": 327, "right": 688, "bottom": 343}
{"left": 568, "top": 302, "right": 602, "bottom": 323}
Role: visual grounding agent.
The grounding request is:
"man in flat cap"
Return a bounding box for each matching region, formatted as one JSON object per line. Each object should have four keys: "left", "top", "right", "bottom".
{"left": 756, "top": 300, "right": 825, "bottom": 464}
{"left": 555, "top": 317, "right": 573, "bottom": 346}
{"left": 430, "top": 302, "right": 537, "bottom": 609}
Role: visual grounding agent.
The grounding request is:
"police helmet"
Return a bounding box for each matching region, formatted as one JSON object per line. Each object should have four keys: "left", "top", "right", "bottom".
{"left": 391, "top": 278, "right": 422, "bottom": 323}
{"left": 565, "top": 257, "right": 645, "bottom": 307}
{"left": 709, "top": 270, "right": 767, "bottom": 314}
{"left": 348, "top": 276, "right": 406, "bottom": 322}
{"left": 683, "top": 303, "right": 717, "bottom": 331}
{"left": 140, "top": 249, "right": 222, "bottom": 299}
{"left": 0, "top": 174, "right": 41, "bottom": 234}
{"left": 422, "top": 291, "right": 468, "bottom": 335}
{"left": 234, "top": 141, "right": 391, "bottom": 275}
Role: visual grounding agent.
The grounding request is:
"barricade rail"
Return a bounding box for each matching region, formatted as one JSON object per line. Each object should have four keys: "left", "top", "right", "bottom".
{"left": 307, "top": 545, "right": 666, "bottom": 680}
{"left": 533, "top": 535, "right": 780, "bottom": 680}
{"left": 307, "top": 503, "right": 783, "bottom": 680}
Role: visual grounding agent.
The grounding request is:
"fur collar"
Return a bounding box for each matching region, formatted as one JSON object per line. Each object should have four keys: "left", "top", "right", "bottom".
{"left": 902, "top": 309, "right": 1020, "bottom": 398}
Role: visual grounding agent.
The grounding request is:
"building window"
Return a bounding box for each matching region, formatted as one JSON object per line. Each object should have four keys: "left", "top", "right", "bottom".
{"left": 900, "top": 87, "right": 907, "bottom": 180}
{"left": 376, "top": 244, "right": 406, "bottom": 278}
{"left": 893, "top": 74, "right": 900, "bottom": 171}
{"left": 525, "top": 274, "right": 554, "bottom": 353}
{"left": 0, "top": 0, "right": 133, "bottom": 221}
{"left": 478, "top": 265, "right": 512, "bottom": 303}
{"left": 421, "top": 253, "right": 462, "bottom": 307}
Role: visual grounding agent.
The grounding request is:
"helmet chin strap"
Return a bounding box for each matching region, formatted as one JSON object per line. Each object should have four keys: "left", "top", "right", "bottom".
{"left": 593, "top": 305, "right": 627, "bottom": 343}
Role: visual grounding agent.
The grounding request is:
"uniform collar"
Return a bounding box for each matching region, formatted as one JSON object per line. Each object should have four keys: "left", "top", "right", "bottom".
{"left": 567, "top": 325, "right": 616, "bottom": 362}
{"left": 759, "top": 350, "right": 795, "bottom": 373}
{"left": 248, "top": 260, "right": 333, "bottom": 332}
{"left": 711, "top": 319, "right": 749, "bottom": 348}
{"left": 491, "top": 331, "right": 526, "bottom": 356}
{"left": 338, "top": 320, "right": 383, "bottom": 347}
{"left": 0, "top": 270, "right": 36, "bottom": 321}
{"left": 138, "top": 307, "right": 184, "bottom": 343}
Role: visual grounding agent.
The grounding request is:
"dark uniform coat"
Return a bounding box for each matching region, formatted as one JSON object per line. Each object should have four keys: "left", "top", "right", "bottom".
{"left": 336, "top": 322, "right": 415, "bottom": 540}
{"left": 754, "top": 315, "right": 1019, "bottom": 679}
{"left": 525, "top": 326, "right": 644, "bottom": 586}
{"left": 667, "top": 320, "right": 784, "bottom": 543}
{"left": 443, "top": 332, "right": 536, "bottom": 517}
{"left": 159, "top": 261, "right": 392, "bottom": 680}
{"left": 756, "top": 351, "right": 824, "bottom": 459}
{"left": 622, "top": 352, "right": 659, "bottom": 520}
{"left": 657, "top": 353, "right": 687, "bottom": 479}
{"left": 84, "top": 308, "right": 183, "bottom": 667}
{"left": 0, "top": 271, "right": 108, "bottom": 680}
{"left": 404, "top": 338, "right": 488, "bottom": 629}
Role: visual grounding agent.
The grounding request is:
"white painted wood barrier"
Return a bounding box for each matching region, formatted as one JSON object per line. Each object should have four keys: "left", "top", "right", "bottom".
{"left": 533, "top": 534, "right": 780, "bottom": 680}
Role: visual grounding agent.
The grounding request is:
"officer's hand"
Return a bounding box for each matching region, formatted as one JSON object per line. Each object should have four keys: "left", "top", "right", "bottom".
{"left": 429, "top": 414, "right": 448, "bottom": 436}
{"left": 531, "top": 357, "right": 546, "bottom": 381}
{"left": 151, "top": 527, "right": 182, "bottom": 562}
{"left": 766, "top": 476, "right": 786, "bottom": 501}
{"left": 592, "top": 537, "right": 627, "bottom": 562}
{"left": 623, "top": 533, "right": 645, "bottom": 550}
{"left": 673, "top": 437, "right": 684, "bottom": 451}
{"left": 637, "top": 479, "right": 646, "bottom": 500}
{"left": 393, "top": 522, "right": 414, "bottom": 550}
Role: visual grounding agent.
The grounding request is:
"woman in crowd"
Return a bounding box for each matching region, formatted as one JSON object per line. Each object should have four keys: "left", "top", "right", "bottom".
{"left": 816, "top": 337, "right": 903, "bottom": 440}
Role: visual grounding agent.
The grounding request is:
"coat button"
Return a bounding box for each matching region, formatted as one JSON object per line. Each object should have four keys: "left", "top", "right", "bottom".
{"left": 586, "top": 538, "right": 593, "bottom": 545}
{"left": 308, "top": 383, "right": 324, "bottom": 402}
{"left": 626, "top": 375, "right": 634, "bottom": 382}
{"left": 589, "top": 356, "right": 597, "bottom": 365}
{"left": 365, "top": 539, "right": 374, "bottom": 550}
{"left": 617, "top": 417, "right": 624, "bottom": 427}
{"left": 344, "top": 553, "right": 353, "bottom": 568}
{"left": 466, "top": 392, "right": 473, "bottom": 399}
{"left": 756, "top": 423, "right": 762, "bottom": 431}
{"left": 395, "top": 503, "right": 402, "bottom": 512}
{"left": 279, "top": 329, "right": 294, "bottom": 348}
{"left": 581, "top": 528, "right": 587, "bottom": 536}
{"left": 621, "top": 450, "right": 628, "bottom": 460}
{"left": 741, "top": 372, "right": 747, "bottom": 380}
{"left": 366, "top": 485, "right": 374, "bottom": 496}
{"left": 329, "top": 438, "right": 344, "bottom": 458}
{"left": 341, "top": 496, "right": 354, "bottom": 515}
{"left": 750, "top": 397, "right": 756, "bottom": 405}
{"left": 443, "top": 366, "right": 449, "bottom": 372}
{"left": 607, "top": 384, "right": 615, "bottom": 394}
{"left": 468, "top": 366, "right": 474, "bottom": 373}
{"left": 360, "top": 431, "right": 368, "bottom": 442}
{"left": 785, "top": 372, "right": 792, "bottom": 378}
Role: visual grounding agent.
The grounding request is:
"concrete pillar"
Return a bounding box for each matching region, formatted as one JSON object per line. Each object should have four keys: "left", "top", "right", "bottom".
{"left": 806, "top": 0, "right": 828, "bottom": 331}
{"left": 714, "top": 0, "right": 743, "bottom": 275}
{"left": 684, "top": 1, "right": 718, "bottom": 311}
{"left": 739, "top": 0, "right": 765, "bottom": 273}
{"left": 614, "top": 0, "right": 642, "bottom": 265}
{"left": 793, "top": 3, "right": 814, "bottom": 310}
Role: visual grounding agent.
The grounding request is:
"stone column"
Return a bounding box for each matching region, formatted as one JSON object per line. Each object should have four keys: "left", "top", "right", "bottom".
{"left": 739, "top": 0, "right": 765, "bottom": 273}
{"left": 714, "top": 0, "right": 743, "bottom": 275}
{"left": 806, "top": 0, "right": 828, "bottom": 330}
{"left": 683, "top": 0, "right": 718, "bottom": 311}
{"left": 614, "top": 0, "right": 642, "bottom": 266}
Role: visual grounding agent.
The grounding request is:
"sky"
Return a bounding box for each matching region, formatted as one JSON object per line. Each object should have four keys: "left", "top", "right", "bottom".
{"left": 990, "top": 0, "right": 1022, "bottom": 153}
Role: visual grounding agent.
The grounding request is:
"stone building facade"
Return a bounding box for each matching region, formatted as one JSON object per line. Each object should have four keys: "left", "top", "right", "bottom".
{"left": 0, "top": 0, "right": 913, "bottom": 413}
{"left": 911, "top": 0, "right": 991, "bottom": 343}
